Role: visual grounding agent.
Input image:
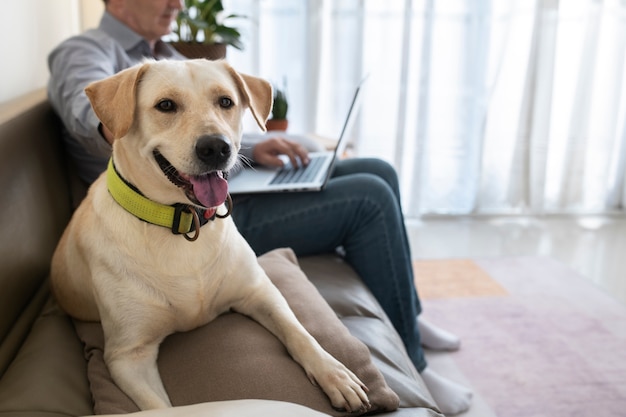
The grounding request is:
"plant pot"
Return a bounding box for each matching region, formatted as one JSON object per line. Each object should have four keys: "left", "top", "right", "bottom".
{"left": 265, "top": 119, "right": 289, "bottom": 132}
{"left": 170, "top": 42, "right": 227, "bottom": 60}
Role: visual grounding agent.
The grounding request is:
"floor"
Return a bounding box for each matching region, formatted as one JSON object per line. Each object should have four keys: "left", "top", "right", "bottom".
{"left": 407, "top": 214, "right": 626, "bottom": 307}
{"left": 407, "top": 214, "right": 626, "bottom": 417}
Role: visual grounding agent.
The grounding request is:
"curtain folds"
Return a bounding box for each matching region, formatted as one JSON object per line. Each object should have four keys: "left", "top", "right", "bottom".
{"left": 226, "top": 0, "right": 626, "bottom": 217}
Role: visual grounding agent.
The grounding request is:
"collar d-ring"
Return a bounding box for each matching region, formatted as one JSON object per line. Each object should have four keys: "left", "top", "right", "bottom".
{"left": 216, "top": 194, "right": 233, "bottom": 219}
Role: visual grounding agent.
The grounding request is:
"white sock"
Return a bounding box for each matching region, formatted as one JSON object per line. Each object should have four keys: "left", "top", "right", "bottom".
{"left": 421, "top": 367, "right": 473, "bottom": 416}
{"left": 418, "top": 316, "right": 461, "bottom": 351}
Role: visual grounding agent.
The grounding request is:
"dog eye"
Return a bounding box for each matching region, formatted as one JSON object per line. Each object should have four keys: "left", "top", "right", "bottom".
{"left": 218, "top": 97, "right": 233, "bottom": 109}
{"left": 156, "top": 99, "right": 177, "bottom": 112}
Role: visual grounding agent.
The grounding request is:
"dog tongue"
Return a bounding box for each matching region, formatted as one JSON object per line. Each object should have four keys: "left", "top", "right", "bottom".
{"left": 189, "top": 172, "right": 228, "bottom": 208}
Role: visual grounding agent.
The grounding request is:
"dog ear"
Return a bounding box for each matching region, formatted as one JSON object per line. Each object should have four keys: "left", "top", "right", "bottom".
{"left": 84, "top": 63, "right": 149, "bottom": 140}
{"left": 225, "top": 64, "right": 272, "bottom": 132}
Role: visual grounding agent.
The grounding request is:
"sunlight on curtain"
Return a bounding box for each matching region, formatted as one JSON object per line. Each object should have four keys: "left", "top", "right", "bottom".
{"left": 225, "top": 0, "right": 626, "bottom": 217}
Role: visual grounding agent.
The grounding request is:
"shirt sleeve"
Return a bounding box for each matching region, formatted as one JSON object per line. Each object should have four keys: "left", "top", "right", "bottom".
{"left": 47, "top": 32, "right": 119, "bottom": 158}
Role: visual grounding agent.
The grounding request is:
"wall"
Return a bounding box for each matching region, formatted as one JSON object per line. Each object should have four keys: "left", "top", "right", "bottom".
{"left": 80, "top": 0, "right": 104, "bottom": 32}
{"left": 0, "top": 0, "right": 103, "bottom": 105}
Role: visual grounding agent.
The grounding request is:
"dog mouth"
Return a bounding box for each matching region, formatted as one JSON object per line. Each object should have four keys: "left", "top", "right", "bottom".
{"left": 153, "top": 150, "right": 228, "bottom": 208}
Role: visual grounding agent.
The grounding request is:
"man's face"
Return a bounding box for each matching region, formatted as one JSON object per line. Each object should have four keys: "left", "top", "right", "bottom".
{"left": 120, "top": 0, "right": 183, "bottom": 41}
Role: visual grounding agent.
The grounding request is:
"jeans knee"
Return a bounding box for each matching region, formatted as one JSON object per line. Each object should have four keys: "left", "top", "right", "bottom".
{"left": 372, "top": 159, "right": 400, "bottom": 187}
{"left": 340, "top": 172, "right": 394, "bottom": 196}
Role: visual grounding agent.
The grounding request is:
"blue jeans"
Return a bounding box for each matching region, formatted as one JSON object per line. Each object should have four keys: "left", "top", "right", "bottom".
{"left": 231, "top": 158, "right": 426, "bottom": 372}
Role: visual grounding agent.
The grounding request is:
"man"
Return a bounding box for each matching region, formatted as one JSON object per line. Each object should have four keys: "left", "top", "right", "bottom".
{"left": 47, "top": 0, "right": 472, "bottom": 414}
{"left": 48, "top": 0, "right": 309, "bottom": 186}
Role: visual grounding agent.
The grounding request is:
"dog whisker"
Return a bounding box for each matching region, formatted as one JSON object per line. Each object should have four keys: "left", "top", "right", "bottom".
{"left": 237, "top": 154, "right": 255, "bottom": 169}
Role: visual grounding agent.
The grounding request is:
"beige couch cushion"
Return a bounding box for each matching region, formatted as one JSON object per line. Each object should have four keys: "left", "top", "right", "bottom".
{"left": 75, "top": 248, "right": 400, "bottom": 416}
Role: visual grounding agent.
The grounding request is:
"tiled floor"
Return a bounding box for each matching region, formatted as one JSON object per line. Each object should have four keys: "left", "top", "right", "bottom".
{"left": 406, "top": 214, "right": 626, "bottom": 306}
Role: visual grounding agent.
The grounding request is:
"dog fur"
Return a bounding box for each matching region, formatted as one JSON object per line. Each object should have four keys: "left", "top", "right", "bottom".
{"left": 50, "top": 59, "right": 370, "bottom": 412}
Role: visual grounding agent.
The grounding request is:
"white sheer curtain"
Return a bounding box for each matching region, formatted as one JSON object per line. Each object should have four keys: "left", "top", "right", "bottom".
{"left": 225, "top": 0, "right": 626, "bottom": 217}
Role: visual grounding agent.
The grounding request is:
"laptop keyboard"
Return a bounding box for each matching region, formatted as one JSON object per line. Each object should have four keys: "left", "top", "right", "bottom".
{"left": 270, "top": 155, "right": 326, "bottom": 185}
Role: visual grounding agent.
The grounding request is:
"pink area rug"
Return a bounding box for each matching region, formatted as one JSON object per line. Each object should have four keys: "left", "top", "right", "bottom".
{"left": 414, "top": 256, "right": 626, "bottom": 417}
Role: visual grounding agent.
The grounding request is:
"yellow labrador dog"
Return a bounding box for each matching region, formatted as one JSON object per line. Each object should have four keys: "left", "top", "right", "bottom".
{"left": 51, "top": 59, "right": 370, "bottom": 412}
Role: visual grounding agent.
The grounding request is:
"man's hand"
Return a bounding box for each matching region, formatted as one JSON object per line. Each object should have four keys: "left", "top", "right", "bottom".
{"left": 253, "top": 137, "right": 310, "bottom": 168}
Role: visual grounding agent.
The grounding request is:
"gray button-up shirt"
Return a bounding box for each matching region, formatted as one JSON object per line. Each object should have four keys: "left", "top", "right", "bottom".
{"left": 48, "top": 12, "right": 258, "bottom": 186}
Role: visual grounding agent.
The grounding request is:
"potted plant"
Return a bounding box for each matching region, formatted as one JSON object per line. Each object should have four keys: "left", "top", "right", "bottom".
{"left": 170, "top": 0, "right": 246, "bottom": 60}
{"left": 266, "top": 86, "right": 289, "bottom": 131}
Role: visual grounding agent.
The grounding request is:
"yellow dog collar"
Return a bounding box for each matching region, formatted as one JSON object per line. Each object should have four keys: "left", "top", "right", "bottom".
{"left": 106, "top": 158, "right": 215, "bottom": 241}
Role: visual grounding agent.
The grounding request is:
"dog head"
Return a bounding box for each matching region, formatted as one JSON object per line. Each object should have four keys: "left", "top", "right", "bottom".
{"left": 85, "top": 59, "right": 272, "bottom": 209}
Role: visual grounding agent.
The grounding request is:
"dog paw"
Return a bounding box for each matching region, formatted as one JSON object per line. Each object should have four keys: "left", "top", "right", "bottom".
{"left": 328, "top": 380, "right": 371, "bottom": 414}
{"left": 308, "top": 361, "right": 371, "bottom": 413}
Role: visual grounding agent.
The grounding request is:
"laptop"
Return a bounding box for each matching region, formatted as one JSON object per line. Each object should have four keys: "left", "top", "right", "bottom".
{"left": 227, "top": 79, "right": 365, "bottom": 194}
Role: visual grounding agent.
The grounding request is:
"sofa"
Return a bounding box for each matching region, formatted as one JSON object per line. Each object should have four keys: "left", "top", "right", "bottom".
{"left": 0, "top": 89, "right": 443, "bottom": 417}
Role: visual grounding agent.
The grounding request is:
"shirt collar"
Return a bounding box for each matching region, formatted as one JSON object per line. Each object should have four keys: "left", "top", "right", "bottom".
{"left": 99, "top": 11, "right": 180, "bottom": 60}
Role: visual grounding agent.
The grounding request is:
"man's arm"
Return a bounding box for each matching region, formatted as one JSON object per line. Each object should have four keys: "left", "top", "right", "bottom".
{"left": 47, "top": 32, "right": 118, "bottom": 155}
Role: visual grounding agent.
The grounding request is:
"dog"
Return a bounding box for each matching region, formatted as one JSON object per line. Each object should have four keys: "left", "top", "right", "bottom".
{"left": 50, "top": 59, "right": 370, "bottom": 412}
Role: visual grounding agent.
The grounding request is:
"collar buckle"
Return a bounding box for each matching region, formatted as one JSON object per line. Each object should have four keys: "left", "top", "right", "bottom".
{"left": 172, "top": 204, "right": 192, "bottom": 234}
{"left": 172, "top": 204, "right": 201, "bottom": 241}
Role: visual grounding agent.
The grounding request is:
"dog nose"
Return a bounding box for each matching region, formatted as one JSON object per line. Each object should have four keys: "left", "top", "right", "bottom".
{"left": 195, "top": 134, "right": 232, "bottom": 168}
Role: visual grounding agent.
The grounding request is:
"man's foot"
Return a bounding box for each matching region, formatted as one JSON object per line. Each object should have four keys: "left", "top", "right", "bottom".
{"left": 418, "top": 316, "right": 461, "bottom": 351}
{"left": 421, "top": 367, "right": 472, "bottom": 415}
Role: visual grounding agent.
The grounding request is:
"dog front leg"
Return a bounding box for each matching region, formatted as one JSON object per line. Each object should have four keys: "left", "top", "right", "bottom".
{"left": 236, "top": 283, "right": 370, "bottom": 413}
{"left": 105, "top": 342, "right": 171, "bottom": 410}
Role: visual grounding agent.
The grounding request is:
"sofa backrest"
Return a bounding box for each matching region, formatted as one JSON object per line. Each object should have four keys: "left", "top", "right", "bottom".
{"left": 0, "top": 89, "right": 74, "bottom": 377}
